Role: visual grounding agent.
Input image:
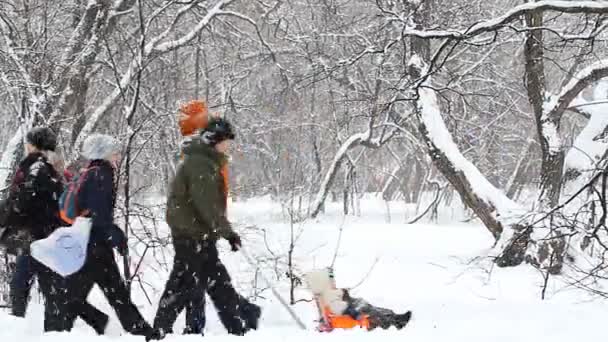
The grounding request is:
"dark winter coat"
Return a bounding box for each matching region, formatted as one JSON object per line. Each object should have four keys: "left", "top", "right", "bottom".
{"left": 2, "top": 152, "right": 63, "bottom": 242}
{"left": 166, "top": 138, "right": 234, "bottom": 241}
{"left": 77, "top": 159, "right": 124, "bottom": 247}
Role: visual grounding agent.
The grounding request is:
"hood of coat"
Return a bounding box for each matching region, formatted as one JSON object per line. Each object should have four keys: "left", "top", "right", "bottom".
{"left": 81, "top": 134, "right": 120, "bottom": 161}
{"left": 181, "top": 136, "right": 227, "bottom": 165}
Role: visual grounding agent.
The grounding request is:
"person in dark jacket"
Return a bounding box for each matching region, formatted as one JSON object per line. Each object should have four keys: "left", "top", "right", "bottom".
{"left": 148, "top": 118, "right": 248, "bottom": 340}
{"left": 4, "top": 127, "right": 63, "bottom": 322}
{"left": 176, "top": 102, "right": 261, "bottom": 336}
{"left": 62, "top": 133, "right": 152, "bottom": 336}
{"left": 1, "top": 128, "right": 110, "bottom": 333}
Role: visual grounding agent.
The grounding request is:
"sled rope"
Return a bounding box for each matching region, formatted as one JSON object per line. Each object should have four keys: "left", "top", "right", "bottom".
{"left": 240, "top": 248, "right": 307, "bottom": 330}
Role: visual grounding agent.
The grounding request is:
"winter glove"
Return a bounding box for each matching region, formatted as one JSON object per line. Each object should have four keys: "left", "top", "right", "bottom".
{"left": 226, "top": 232, "right": 242, "bottom": 252}
{"left": 108, "top": 224, "right": 128, "bottom": 256}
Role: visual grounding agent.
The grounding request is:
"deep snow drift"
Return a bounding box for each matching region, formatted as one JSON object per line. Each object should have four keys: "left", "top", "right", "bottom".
{"left": 0, "top": 195, "right": 606, "bottom": 341}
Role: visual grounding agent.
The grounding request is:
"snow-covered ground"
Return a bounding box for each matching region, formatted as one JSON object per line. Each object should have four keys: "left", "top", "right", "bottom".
{"left": 1, "top": 195, "right": 606, "bottom": 341}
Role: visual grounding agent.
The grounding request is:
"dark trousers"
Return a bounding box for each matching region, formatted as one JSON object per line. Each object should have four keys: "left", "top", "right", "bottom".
{"left": 153, "top": 239, "right": 244, "bottom": 336}
{"left": 183, "top": 260, "right": 253, "bottom": 334}
{"left": 10, "top": 254, "right": 109, "bottom": 334}
{"left": 64, "top": 243, "right": 151, "bottom": 336}
{"left": 36, "top": 262, "right": 69, "bottom": 332}
{"left": 347, "top": 297, "right": 409, "bottom": 329}
{"left": 9, "top": 254, "right": 34, "bottom": 317}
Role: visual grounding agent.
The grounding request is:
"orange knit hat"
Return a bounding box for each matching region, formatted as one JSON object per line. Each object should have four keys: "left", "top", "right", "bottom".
{"left": 178, "top": 100, "right": 209, "bottom": 136}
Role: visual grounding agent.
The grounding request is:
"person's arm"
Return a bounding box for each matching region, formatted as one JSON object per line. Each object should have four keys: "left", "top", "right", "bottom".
{"left": 12, "top": 162, "right": 45, "bottom": 215}
{"left": 185, "top": 156, "right": 235, "bottom": 240}
{"left": 324, "top": 289, "right": 349, "bottom": 315}
{"left": 79, "top": 167, "right": 114, "bottom": 229}
{"left": 79, "top": 167, "right": 126, "bottom": 252}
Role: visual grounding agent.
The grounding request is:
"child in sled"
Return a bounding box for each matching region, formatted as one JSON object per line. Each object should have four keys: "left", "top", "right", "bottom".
{"left": 305, "top": 268, "right": 411, "bottom": 331}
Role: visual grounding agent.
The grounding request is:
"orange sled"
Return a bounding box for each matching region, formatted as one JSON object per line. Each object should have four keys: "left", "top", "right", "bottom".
{"left": 316, "top": 303, "right": 370, "bottom": 332}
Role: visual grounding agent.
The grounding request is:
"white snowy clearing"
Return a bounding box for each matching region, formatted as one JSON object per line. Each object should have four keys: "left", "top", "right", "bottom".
{"left": 0, "top": 195, "right": 606, "bottom": 341}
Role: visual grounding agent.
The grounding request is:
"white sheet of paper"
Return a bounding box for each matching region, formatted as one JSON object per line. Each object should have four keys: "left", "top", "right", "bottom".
{"left": 30, "top": 217, "right": 91, "bottom": 277}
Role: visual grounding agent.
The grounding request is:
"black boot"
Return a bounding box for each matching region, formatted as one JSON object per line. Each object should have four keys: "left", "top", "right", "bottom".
{"left": 183, "top": 326, "right": 203, "bottom": 336}
{"left": 394, "top": 311, "right": 412, "bottom": 330}
{"left": 92, "top": 314, "right": 109, "bottom": 335}
{"left": 241, "top": 303, "right": 262, "bottom": 331}
{"left": 146, "top": 328, "right": 167, "bottom": 342}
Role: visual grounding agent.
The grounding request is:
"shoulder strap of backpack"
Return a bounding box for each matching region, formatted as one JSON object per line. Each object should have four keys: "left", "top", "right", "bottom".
{"left": 72, "top": 165, "right": 100, "bottom": 218}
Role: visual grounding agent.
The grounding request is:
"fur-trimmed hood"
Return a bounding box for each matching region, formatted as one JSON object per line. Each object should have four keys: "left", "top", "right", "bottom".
{"left": 81, "top": 134, "right": 120, "bottom": 161}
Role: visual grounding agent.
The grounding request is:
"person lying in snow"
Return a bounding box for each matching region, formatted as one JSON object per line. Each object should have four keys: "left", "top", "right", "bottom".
{"left": 305, "top": 268, "right": 411, "bottom": 331}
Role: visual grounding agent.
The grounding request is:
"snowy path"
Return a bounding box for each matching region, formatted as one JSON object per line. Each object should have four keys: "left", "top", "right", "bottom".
{"left": 1, "top": 196, "right": 605, "bottom": 341}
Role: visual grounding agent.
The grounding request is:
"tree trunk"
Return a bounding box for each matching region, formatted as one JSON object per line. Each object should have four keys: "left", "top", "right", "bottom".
{"left": 310, "top": 131, "right": 369, "bottom": 218}
{"left": 524, "top": 9, "right": 564, "bottom": 207}
{"left": 506, "top": 138, "right": 535, "bottom": 199}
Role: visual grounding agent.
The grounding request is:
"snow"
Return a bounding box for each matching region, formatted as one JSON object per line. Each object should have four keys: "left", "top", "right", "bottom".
{"left": 401, "top": 1, "right": 608, "bottom": 39}
{"left": 2, "top": 196, "right": 606, "bottom": 341}
{"left": 0, "top": 129, "right": 23, "bottom": 190}
{"left": 541, "top": 119, "right": 562, "bottom": 154}
{"left": 541, "top": 59, "right": 608, "bottom": 159}
{"left": 564, "top": 81, "right": 608, "bottom": 179}
{"left": 72, "top": 0, "right": 235, "bottom": 161}
{"left": 547, "top": 58, "right": 608, "bottom": 115}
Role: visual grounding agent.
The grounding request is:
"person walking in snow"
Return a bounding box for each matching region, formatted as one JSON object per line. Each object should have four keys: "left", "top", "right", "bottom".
{"left": 0, "top": 128, "right": 71, "bottom": 331}
{"left": 61, "top": 134, "right": 152, "bottom": 336}
{"left": 148, "top": 117, "right": 247, "bottom": 340}
{"left": 176, "top": 101, "right": 261, "bottom": 336}
{"left": 1, "top": 128, "right": 63, "bottom": 323}
{"left": 0, "top": 128, "right": 112, "bottom": 333}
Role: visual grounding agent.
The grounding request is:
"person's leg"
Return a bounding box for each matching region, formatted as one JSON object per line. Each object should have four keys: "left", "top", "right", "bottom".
{"left": 9, "top": 254, "right": 34, "bottom": 317}
{"left": 239, "top": 295, "right": 261, "bottom": 331}
{"left": 34, "top": 262, "right": 71, "bottom": 332}
{"left": 353, "top": 298, "right": 410, "bottom": 330}
{"left": 151, "top": 240, "right": 202, "bottom": 339}
{"left": 60, "top": 247, "right": 109, "bottom": 334}
{"left": 91, "top": 245, "right": 151, "bottom": 336}
{"left": 201, "top": 242, "right": 245, "bottom": 336}
{"left": 184, "top": 291, "right": 206, "bottom": 335}
{"left": 206, "top": 258, "right": 260, "bottom": 331}
{"left": 74, "top": 300, "right": 110, "bottom": 335}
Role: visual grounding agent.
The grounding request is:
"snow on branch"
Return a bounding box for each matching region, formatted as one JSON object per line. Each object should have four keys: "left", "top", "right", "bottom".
{"left": 310, "top": 130, "right": 371, "bottom": 218}
{"left": 0, "top": 20, "right": 38, "bottom": 104}
{"left": 399, "top": 1, "right": 608, "bottom": 40}
{"left": 537, "top": 59, "right": 608, "bottom": 157}
{"left": 72, "top": 0, "right": 234, "bottom": 158}
{"left": 564, "top": 82, "right": 608, "bottom": 183}
{"left": 544, "top": 59, "right": 608, "bottom": 121}
{"left": 0, "top": 129, "right": 23, "bottom": 191}
{"left": 415, "top": 82, "right": 521, "bottom": 219}
{"left": 59, "top": 0, "right": 104, "bottom": 67}
{"left": 153, "top": 0, "right": 236, "bottom": 53}
{"left": 409, "top": 55, "right": 523, "bottom": 239}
